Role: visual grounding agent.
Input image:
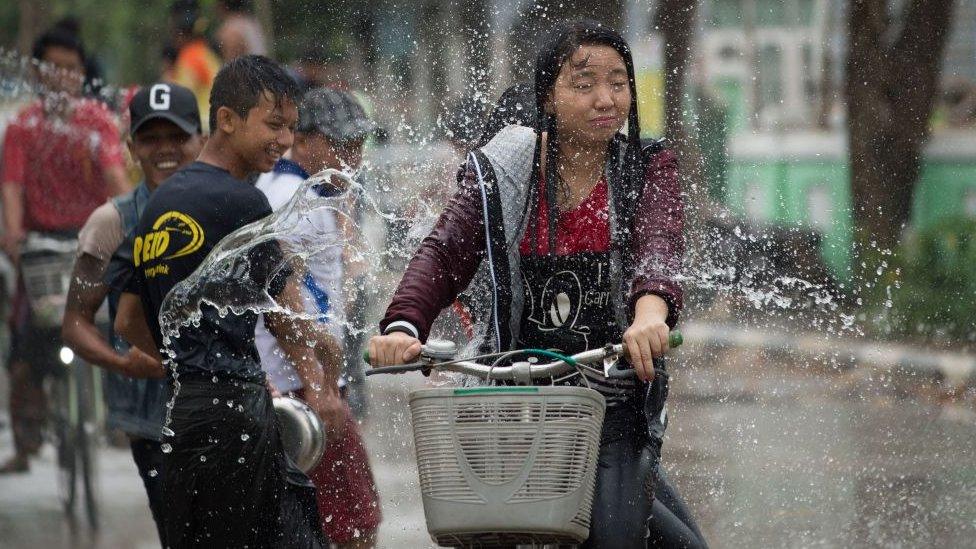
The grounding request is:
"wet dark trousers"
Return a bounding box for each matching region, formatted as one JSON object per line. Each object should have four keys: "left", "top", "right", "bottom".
{"left": 648, "top": 469, "right": 708, "bottom": 548}
{"left": 5, "top": 324, "right": 62, "bottom": 457}
{"left": 130, "top": 437, "right": 168, "bottom": 546}
{"left": 582, "top": 406, "right": 708, "bottom": 549}
{"left": 5, "top": 358, "right": 46, "bottom": 456}
{"left": 162, "top": 377, "right": 326, "bottom": 548}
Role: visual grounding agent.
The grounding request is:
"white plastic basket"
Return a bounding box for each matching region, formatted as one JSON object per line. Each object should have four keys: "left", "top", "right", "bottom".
{"left": 408, "top": 385, "right": 606, "bottom": 547}
{"left": 21, "top": 252, "right": 76, "bottom": 328}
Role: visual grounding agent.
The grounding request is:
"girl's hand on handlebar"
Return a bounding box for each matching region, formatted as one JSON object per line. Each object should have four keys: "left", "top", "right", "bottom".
{"left": 624, "top": 295, "right": 672, "bottom": 382}
{"left": 367, "top": 332, "right": 422, "bottom": 367}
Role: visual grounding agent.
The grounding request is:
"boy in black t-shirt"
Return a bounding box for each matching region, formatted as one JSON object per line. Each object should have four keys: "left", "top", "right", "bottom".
{"left": 114, "top": 56, "right": 339, "bottom": 548}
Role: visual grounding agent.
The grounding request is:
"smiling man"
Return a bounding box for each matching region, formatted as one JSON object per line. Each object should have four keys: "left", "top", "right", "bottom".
{"left": 112, "top": 56, "right": 329, "bottom": 548}
{"left": 61, "top": 82, "right": 202, "bottom": 545}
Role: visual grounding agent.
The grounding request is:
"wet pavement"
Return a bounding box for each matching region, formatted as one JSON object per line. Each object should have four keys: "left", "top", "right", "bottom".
{"left": 1, "top": 342, "right": 975, "bottom": 548}
{"left": 661, "top": 345, "right": 976, "bottom": 548}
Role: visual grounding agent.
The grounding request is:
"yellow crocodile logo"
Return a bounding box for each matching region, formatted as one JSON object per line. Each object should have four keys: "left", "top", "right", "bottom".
{"left": 133, "top": 211, "right": 205, "bottom": 267}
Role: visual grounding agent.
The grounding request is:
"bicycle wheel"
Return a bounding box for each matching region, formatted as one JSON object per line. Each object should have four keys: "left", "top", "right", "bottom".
{"left": 48, "top": 369, "right": 77, "bottom": 514}
{"left": 75, "top": 362, "right": 101, "bottom": 530}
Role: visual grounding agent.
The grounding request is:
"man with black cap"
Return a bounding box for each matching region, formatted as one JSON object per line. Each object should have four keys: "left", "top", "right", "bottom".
{"left": 61, "top": 82, "right": 203, "bottom": 544}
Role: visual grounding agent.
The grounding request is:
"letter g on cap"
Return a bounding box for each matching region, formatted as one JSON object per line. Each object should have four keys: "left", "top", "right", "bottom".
{"left": 150, "top": 84, "right": 171, "bottom": 111}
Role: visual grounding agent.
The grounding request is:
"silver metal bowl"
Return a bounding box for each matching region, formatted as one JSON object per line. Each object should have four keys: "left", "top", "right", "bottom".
{"left": 273, "top": 396, "right": 326, "bottom": 473}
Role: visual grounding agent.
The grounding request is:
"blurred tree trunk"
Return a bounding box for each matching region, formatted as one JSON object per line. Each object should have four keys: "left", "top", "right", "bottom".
{"left": 655, "top": 0, "right": 707, "bottom": 234}
{"left": 17, "top": 0, "right": 46, "bottom": 54}
{"left": 845, "top": 0, "right": 955, "bottom": 257}
{"left": 656, "top": 0, "right": 698, "bottom": 141}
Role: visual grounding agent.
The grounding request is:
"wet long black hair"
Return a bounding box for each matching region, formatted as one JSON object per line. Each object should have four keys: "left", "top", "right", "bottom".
{"left": 528, "top": 20, "right": 644, "bottom": 257}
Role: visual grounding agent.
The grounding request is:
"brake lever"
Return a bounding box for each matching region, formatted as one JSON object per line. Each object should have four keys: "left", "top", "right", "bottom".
{"left": 363, "top": 354, "right": 434, "bottom": 376}
{"left": 603, "top": 350, "right": 667, "bottom": 380}
{"left": 603, "top": 350, "right": 624, "bottom": 378}
{"left": 365, "top": 363, "right": 428, "bottom": 376}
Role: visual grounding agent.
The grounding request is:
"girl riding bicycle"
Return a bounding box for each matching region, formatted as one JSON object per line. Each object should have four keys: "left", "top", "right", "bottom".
{"left": 369, "top": 20, "right": 707, "bottom": 548}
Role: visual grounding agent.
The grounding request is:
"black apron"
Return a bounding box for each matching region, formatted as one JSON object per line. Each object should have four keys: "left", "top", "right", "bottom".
{"left": 517, "top": 250, "right": 620, "bottom": 355}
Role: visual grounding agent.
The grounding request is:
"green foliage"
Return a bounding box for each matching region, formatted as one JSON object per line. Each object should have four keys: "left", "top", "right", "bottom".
{"left": 0, "top": 1, "right": 173, "bottom": 85}
{"left": 869, "top": 216, "right": 976, "bottom": 345}
{"left": 269, "top": 0, "right": 368, "bottom": 63}
{"left": 0, "top": 1, "right": 367, "bottom": 86}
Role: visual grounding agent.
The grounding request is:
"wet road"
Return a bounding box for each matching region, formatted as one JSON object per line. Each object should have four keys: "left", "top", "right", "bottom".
{"left": 1, "top": 342, "right": 975, "bottom": 548}
{"left": 658, "top": 345, "right": 976, "bottom": 548}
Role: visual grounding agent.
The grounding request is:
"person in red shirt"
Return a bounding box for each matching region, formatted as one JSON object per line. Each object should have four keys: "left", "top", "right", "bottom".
{"left": 0, "top": 27, "right": 129, "bottom": 473}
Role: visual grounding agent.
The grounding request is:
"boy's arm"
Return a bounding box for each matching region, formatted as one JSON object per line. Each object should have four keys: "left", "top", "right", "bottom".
{"left": 265, "top": 276, "right": 346, "bottom": 436}
{"left": 62, "top": 253, "right": 164, "bottom": 378}
{"left": 114, "top": 292, "right": 164, "bottom": 363}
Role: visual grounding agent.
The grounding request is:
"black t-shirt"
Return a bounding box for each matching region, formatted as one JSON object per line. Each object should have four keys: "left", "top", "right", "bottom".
{"left": 122, "top": 161, "right": 290, "bottom": 383}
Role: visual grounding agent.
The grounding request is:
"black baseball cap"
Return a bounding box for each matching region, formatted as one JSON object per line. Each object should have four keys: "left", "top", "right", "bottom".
{"left": 129, "top": 82, "right": 201, "bottom": 136}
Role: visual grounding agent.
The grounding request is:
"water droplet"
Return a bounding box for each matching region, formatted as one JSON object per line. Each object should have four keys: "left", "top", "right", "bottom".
{"left": 213, "top": 398, "right": 220, "bottom": 405}
{"left": 241, "top": 433, "right": 250, "bottom": 441}
{"left": 238, "top": 457, "right": 246, "bottom": 464}
{"left": 161, "top": 426, "right": 175, "bottom": 437}
{"left": 161, "top": 443, "right": 172, "bottom": 454}
{"left": 148, "top": 469, "right": 158, "bottom": 478}
{"left": 200, "top": 455, "right": 207, "bottom": 462}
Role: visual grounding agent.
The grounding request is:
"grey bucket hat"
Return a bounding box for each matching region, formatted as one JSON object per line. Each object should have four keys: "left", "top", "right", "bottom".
{"left": 297, "top": 87, "right": 376, "bottom": 143}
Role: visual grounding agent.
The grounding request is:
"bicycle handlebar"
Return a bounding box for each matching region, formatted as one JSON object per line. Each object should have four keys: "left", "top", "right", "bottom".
{"left": 365, "top": 331, "right": 683, "bottom": 382}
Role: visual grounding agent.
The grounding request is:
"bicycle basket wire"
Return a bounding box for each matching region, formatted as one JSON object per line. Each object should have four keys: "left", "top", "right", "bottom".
{"left": 409, "top": 385, "right": 606, "bottom": 547}
{"left": 20, "top": 237, "right": 78, "bottom": 328}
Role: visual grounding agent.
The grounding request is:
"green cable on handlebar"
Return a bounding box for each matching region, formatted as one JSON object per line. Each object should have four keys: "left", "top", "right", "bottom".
{"left": 518, "top": 349, "right": 577, "bottom": 366}
{"left": 363, "top": 330, "right": 683, "bottom": 365}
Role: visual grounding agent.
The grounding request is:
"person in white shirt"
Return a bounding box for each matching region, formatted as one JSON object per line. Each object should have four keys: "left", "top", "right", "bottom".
{"left": 254, "top": 87, "right": 381, "bottom": 549}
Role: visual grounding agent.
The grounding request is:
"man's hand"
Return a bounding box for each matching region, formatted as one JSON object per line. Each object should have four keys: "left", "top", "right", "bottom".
{"left": 266, "top": 379, "right": 281, "bottom": 398}
{"left": 623, "top": 294, "right": 671, "bottom": 382}
{"left": 367, "top": 331, "right": 422, "bottom": 367}
{"left": 0, "top": 228, "right": 24, "bottom": 265}
{"left": 304, "top": 385, "right": 348, "bottom": 439}
{"left": 120, "top": 347, "right": 167, "bottom": 379}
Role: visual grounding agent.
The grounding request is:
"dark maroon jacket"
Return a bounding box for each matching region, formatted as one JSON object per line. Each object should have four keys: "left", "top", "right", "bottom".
{"left": 380, "top": 141, "right": 684, "bottom": 344}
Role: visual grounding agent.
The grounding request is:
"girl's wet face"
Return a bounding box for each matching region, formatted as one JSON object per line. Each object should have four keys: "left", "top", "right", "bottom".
{"left": 548, "top": 45, "right": 631, "bottom": 147}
